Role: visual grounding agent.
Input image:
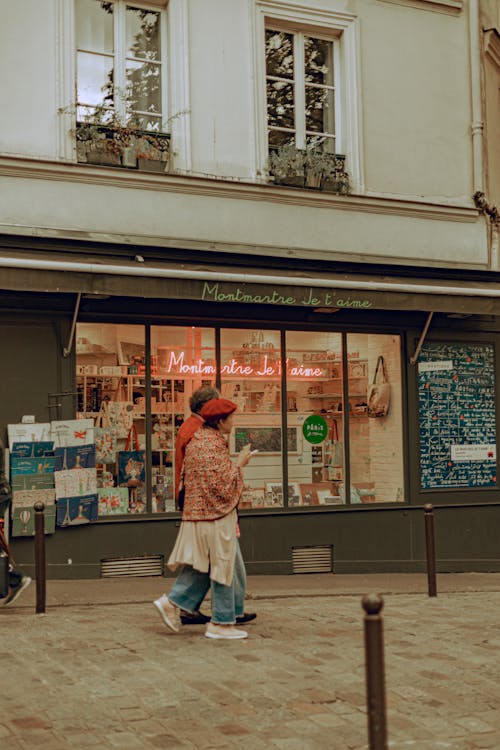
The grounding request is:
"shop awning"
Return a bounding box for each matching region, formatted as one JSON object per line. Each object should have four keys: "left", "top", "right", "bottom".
{"left": 1, "top": 251, "right": 500, "bottom": 316}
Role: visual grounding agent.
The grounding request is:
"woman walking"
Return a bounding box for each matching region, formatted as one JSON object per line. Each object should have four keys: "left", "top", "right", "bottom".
{"left": 154, "top": 398, "right": 254, "bottom": 640}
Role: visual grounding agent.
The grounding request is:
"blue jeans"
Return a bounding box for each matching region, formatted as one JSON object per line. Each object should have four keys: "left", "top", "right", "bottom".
{"left": 168, "top": 542, "right": 246, "bottom": 624}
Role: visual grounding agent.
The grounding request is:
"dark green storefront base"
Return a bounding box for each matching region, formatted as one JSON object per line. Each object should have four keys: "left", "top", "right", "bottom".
{"left": 11, "top": 503, "right": 500, "bottom": 580}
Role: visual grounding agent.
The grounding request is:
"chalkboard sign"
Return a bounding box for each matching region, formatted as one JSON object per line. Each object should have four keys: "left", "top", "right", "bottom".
{"left": 418, "top": 343, "right": 497, "bottom": 489}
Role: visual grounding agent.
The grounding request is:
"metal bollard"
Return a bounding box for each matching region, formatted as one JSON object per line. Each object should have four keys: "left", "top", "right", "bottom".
{"left": 362, "top": 593, "right": 388, "bottom": 750}
{"left": 34, "top": 501, "right": 46, "bottom": 614}
{"left": 424, "top": 503, "right": 437, "bottom": 597}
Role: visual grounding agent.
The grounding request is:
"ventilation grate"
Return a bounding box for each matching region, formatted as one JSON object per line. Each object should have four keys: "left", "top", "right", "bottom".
{"left": 292, "top": 545, "right": 333, "bottom": 574}
{"left": 101, "top": 554, "right": 164, "bottom": 578}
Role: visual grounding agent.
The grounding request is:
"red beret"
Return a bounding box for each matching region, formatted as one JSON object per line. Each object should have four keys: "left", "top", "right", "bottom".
{"left": 200, "top": 398, "right": 237, "bottom": 423}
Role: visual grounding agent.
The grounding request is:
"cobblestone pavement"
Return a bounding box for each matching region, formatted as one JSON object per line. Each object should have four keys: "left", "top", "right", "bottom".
{"left": 2, "top": 580, "right": 500, "bottom": 749}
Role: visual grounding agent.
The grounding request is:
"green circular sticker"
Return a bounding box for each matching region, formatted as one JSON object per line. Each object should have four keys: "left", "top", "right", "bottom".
{"left": 302, "top": 415, "right": 328, "bottom": 444}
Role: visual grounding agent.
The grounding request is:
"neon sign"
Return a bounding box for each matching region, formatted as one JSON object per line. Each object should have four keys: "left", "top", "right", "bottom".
{"left": 158, "top": 351, "right": 323, "bottom": 378}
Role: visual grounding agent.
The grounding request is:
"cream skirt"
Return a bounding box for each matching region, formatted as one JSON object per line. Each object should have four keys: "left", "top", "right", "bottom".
{"left": 167, "top": 508, "right": 237, "bottom": 586}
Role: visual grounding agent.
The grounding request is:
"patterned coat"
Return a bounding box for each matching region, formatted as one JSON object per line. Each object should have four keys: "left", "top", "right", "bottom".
{"left": 182, "top": 426, "right": 243, "bottom": 521}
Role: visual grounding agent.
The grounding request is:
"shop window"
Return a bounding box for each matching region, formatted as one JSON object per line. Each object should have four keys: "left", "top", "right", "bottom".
{"left": 76, "top": 323, "right": 147, "bottom": 515}
{"left": 347, "top": 334, "right": 404, "bottom": 504}
{"left": 76, "top": 0, "right": 165, "bottom": 131}
{"left": 150, "top": 326, "right": 216, "bottom": 512}
{"left": 220, "top": 329, "right": 284, "bottom": 509}
{"left": 286, "top": 331, "right": 344, "bottom": 507}
{"left": 286, "top": 331, "right": 404, "bottom": 506}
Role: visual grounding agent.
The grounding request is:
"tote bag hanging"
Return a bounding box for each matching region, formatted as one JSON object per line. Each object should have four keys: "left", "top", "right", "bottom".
{"left": 367, "top": 356, "right": 391, "bottom": 418}
{"left": 94, "top": 411, "right": 118, "bottom": 464}
{"left": 330, "top": 419, "right": 343, "bottom": 467}
{"left": 118, "top": 425, "right": 145, "bottom": 488}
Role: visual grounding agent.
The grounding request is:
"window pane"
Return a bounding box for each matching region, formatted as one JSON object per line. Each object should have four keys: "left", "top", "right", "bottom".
{"left": 220, "top": 329, "right": 283, "bottom": 509}
{"left": 286, "top": 332, "right": 344, "bottom": 507}
{"left": 267, "top": 80, "right": 295, "bottom": 130}
{"left": 266, "top": 30, "right": 294, "bottom": 79}
{"left": 304, "top": 36, "right": 334, "bottom": 86}
{"left": 305, "top": 86, "right": 335, "bottom": 135}
{"left": 76, "top": 323, "right": 146, "bottom": 516}
{"left": 151, "top": 326, "right": 216, "bottom": 513}
{"left": 347, "top": 334, "right": 404, "bottom": 504}
{"left": 268, "top": 129, "right": 295, "bottom": 149}
{"left": 126, "top": 112, "right": 162, "bottom": 131}
{"left": 76, "top": 0, "right": 114, "bottom": 54}
{"left": 126, "top": 7, "right": 161, "bottom": 61}
{"left": 77, "top": 51, "right": 113, "bottom": 107}
{"left": 126, "top": 61, "right": 161, "bottom": 115}
{"left": 306, "top": 134, "right": 336, "bottom": 154}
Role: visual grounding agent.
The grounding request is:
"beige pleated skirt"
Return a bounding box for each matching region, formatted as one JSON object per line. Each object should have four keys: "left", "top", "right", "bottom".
{"left": 167, "top": 509, "right": 237, "bottom": 586}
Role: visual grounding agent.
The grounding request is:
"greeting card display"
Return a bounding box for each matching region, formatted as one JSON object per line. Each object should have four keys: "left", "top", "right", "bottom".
{"left": 56, "top": 494, "right": 98, "bottom": 526}
{"left": 12, "top": 473, "right": 55, "bottom": 491}
{"left": 12, "top": 504, "right": 56, "bottom": 536}
{"left": 10, "top": 442, "right": 54, "bottom": 458}
{"left": 51, "top": 419, "right": 94, "bottom": 448}
{"left": 97, "top": 488, "right": 129, "bottom": 516}
{"left": 10, "top": 457, "right": 56, "bottom": 476}
{"left": 11, "top": 489, "right": 56, "bottom": 509}
{"left": 54, "top": 444, "right": 96, "bottom": 471}
{"left": 8, "top": 423, "right": 51, "bottom": 447}
{"left": 54, "top": 467, "right": 97, "bottom": 500}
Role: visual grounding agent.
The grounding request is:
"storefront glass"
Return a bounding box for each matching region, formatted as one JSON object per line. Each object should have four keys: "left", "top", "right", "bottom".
{"left": 347, "top": 333, "right": 404, "bottom": 503}
{"left": 220, "top": 329, "right": 284, "bottom": 508}
{"left": 76, "top": 322, "right": 404, "bottom": 516}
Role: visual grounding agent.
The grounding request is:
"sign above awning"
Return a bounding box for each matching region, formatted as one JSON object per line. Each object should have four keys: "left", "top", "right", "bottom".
{"left": 1, "top": 252, "right": 500, "bottom": 316}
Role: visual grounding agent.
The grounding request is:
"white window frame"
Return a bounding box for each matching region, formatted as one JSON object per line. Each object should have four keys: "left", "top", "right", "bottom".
{"left": 252, "top": 0, "right": 364, "bottom": 192}
{"left": 56, "top": 0, "right": 191, "bottom": 170}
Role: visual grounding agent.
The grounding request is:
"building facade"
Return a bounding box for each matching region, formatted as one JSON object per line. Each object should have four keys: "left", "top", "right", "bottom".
{"left": 1, "top": 0, "right": 500, "bottom": 578}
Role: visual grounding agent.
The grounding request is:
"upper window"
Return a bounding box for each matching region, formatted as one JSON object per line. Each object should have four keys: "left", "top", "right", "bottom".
{"left": 265, "top": 28, "right": 338, "bottom": 154}
{"left": 253, "top": 2, "right": 362, "bottom": 189}
{"left": 75, "top": 0, "right": 165, "bottom": 131}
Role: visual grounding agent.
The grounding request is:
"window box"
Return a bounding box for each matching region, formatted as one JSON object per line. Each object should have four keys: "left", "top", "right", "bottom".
{"left": 269, "top": 144, "right": 350, "bottom": 193}
{"left": 76, "top": 121, "right": 171, "bottom": 172}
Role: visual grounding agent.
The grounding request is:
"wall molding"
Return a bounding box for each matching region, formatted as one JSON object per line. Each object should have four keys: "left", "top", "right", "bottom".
{"left": 0, "top": 155, "right": 479, "bottom": 225}
{"left": 377, "top": 0, "right": 463, "bottom": 14}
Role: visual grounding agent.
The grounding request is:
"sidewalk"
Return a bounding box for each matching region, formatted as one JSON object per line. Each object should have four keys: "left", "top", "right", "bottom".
{"left": 9, "top": 570, "right": 500, "bottom": 609}
{"left": 3, "top": 573, "right": 500, "bottom": 750}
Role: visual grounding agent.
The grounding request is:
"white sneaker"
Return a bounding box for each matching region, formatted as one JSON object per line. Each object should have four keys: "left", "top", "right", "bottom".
{"left": 205, "top": 622, "right": 248, "bottom": 640}
{"left": 153, "top": 595, "right": 180, "bottom": 632}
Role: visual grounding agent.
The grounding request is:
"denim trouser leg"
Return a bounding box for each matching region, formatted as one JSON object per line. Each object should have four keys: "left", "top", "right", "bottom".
{"left": 233, "top": 542, "right": 247, "bottom": 618}
{"left": 168, "top": 566, "right": 211, "bottom": 614}
{"left": 210, "top": 577, "right": 236, "bottom": 624}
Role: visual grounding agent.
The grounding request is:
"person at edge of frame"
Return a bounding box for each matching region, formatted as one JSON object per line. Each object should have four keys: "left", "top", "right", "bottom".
{"left": 0, "top": 439, "right": 32, "bottom": 607}
{"left": 154, "top": 397, "right": 256, "bottom": 639}
{"left": 172, "top": 385, "right": 256, "bottom": 628}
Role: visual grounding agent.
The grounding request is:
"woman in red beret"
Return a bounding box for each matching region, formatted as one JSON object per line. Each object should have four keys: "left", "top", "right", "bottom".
{"left": 153, "top": 398, "right": 255, "bottom": 639}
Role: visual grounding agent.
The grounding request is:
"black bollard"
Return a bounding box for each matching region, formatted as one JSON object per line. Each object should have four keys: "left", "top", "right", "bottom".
{"left": 34, "top": 501, "right": 46, "bottom": 614}
{"left": 424, "top": 504, "right": 437, "bottom": 597}
{"left": 362, "top": 593, "right": 388, "bottom": 750}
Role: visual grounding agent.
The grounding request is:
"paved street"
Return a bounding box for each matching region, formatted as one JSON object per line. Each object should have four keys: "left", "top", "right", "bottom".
{"left": 2, "top": 574, "right": 500, "bottom": 749}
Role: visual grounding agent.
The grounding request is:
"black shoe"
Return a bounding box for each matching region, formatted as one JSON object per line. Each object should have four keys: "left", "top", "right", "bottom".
{"left": 236, "top": 612, "right": 257, "bottom": 625}
{"left": 180, "top": 610, "right": 211, "bottom": 625}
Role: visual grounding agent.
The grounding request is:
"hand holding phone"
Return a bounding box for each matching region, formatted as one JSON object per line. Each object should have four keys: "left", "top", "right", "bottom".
{"left": 250, "top": 449, "right": 259, "bottom": 455}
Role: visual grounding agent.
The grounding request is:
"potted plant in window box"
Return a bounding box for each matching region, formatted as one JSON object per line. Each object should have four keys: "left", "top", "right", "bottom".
{"left": 268, "top": 143, "right": 306, "bottom": 188}
{"left": 317, "top": 153, "right": 350, "bottom": 194}
{"left": 71, "top": 104, "right": 172, "bottom": 172}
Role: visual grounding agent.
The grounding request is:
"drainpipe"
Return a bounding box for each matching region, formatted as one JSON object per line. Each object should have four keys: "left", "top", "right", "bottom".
{"left": 469, "top": 0, "right": 484, "bottom": 194}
